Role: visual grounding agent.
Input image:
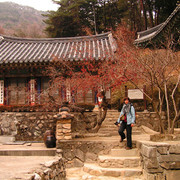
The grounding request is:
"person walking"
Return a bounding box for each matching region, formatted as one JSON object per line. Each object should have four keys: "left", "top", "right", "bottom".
{"left": 116, "top": 97, "right": 135, "bottom": 150}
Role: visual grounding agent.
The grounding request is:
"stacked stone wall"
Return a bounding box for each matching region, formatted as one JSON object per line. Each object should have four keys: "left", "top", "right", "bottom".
{"left": 0, "top": 111, "right": 166, "bottom": 141}
{"left": 137, "top": 141, "right": 180, "bottom": 180}
{"left": 56, "top": 140, "right": 120, "bottom": 168}
{"left": 29, "top": 157, "right": 66, "bottom": 180}
{"left": 0, "top": 112, "right": 97, "bottom": 141}
{"left": 136, "top": 111, "right": 166, "bottom": 132}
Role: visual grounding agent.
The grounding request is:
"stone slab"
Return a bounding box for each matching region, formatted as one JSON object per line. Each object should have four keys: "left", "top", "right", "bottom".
{"left": 83, "top": 163, "right": 142, "bottom": 177}
{"left": 98, "top": 155, "right": 140, "bottom": 168}
{"left": 110, "top": 148, "right": 139, "bottom": 157}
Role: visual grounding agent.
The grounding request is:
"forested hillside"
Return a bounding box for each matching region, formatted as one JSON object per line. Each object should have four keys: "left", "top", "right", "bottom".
{"left": 0, "top": 2, "right": 47, "bottom": 38}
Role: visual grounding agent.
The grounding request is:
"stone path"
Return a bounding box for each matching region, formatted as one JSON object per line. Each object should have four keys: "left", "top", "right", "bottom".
{"left": 0, "top": 143, "right": 58, "bottom": 180}
{"left": 0, "top": 156, "right": 59, "bottom": 180}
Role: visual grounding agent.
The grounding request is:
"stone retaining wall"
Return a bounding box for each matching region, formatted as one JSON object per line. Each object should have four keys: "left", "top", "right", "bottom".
{"left": 136, "top": 111, "right": 166, "bottom": 132}
{"left": 56, "top": 139, "right": 122, "bottom": 168}
{"left": 30, "top": 157, "right": 66, "bottom": 180}
{"left": 0, "top": 112, "right": 97, "bottom": 141}
{"left": 137, "top": 141, "right": 180, "bottom": 180}
{"left": 0, "top": 111, "right": 166, "bottom": 141}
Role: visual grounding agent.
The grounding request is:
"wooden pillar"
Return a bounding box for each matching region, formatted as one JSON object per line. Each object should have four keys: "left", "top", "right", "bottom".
{"left": 125, "top": 86, "right": 128, "bottom": 97}
{"left": 0, "top": 80, "right": 4, "bottom": 105}
{"left": 30, "top": 78, "right": 36, "bottom": 105}
{"left": 66, "top": 86, "right": 71, "bottom": 103}
{"left": 143, "top": 85, "right": 147, "bottom": 111}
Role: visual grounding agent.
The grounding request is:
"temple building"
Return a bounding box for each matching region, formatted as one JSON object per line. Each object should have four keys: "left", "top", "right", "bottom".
{"left": 0, "top": 32, "right": 116, "bottom": 106}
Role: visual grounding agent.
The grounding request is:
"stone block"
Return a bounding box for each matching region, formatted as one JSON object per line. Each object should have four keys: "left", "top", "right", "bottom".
{"left": 85, "top": 152, "right": 98, "bottom": 162}
{"left": 141, "top": 144, "right": 157, "bottom": 158}
{"left": 56, "top": 124, "right": 62, "bottom": 129}
{"left": 63, "top": 129, "right": 71, "bottom": 133}
{"left": 64, "top": 135, "right": 72, "bottom": 140}
{"left": 159, "top": 154, "right": 180, "bottom": 162}
{"left": 160, "top": 162, "right": 180, "bottom": 170}
{"left": 157, "top": 146, "right": 169, "bottom": 155}
{"left": 62, "top": 124, "right": 71, "bottom": 129}
{"left": 73, "top": 158, "right": 84, "bottom": 167}
{"left": 57, "top": 119, "right": 71, "bottom": 124}
{"left": 143, "top": 170, "right": 164, "bottom": 180}
{"left": 144, "top": 157, "right": 159, "bottom": 169}
{"left": 145, "top": 166, "right": 163, "bottom": 173}
{"left": 164, "top": 169, "right": 180, "bottom": 180}
{"left": 56, "top": 135, "right": 64, "bottom": 140}
{"left": 75, "top": 149, "right": 85, "bottom": 162}
{"left": 169, "top": 145, "right": 180, "bottom": 154}
{"left": 56, "top": 132, "right": 63, "bottom": 136}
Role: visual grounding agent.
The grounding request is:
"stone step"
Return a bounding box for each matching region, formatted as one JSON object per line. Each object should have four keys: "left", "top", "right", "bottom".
{"left": 83, "top": 163, "right": 142, "bottom": 178}
{"left": 0, "top": 136, "right": 15, "bottom": 143}
{"left": 101, "top": 124, "right": 118, "bottom": 128}
{"left": 0, "top": 149, "right": 56, "bottom": 156}
{"left": 98, "top": 128, "right": 141, "bottom": 135}
{"left": 98, "top": 128, "right": 118, "bottom": 132}
{"left": 104, "top": 116, "right": 119, "bottom": 118}
{"left": 98, "top": 155, "right": 140, "bottom": 168}
{"left": 98, "top": 131, "right": 119, "bottom": 136}
{"left": 66, "top": 167, "right": 143, "bottom": 180}
{"left": 110, "top": 148, "right": 139, "bottom": 157}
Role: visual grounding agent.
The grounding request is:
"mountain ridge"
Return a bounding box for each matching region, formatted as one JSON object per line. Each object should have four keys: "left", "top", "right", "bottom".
{"left": 0, "top": 2, "right": 48, "bottom": 38}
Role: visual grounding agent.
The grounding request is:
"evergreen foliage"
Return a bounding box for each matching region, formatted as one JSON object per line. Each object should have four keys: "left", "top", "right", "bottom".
{"left": 44, "top": 0, "right": 179, "bottom": 37}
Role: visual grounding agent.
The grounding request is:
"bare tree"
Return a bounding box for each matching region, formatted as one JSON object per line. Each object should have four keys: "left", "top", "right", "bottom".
{"left": 132, "top": 48, "right": 180, "bottom": 134}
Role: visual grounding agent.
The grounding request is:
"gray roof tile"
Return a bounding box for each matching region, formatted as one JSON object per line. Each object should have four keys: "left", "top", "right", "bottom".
{"left": 0, "top": 32, "right": 116, "bottom": 65}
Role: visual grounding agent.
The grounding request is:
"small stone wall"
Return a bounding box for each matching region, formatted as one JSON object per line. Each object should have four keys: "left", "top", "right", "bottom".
{"left": 0, "top": 112, "right": 97, "bottom": 141}
{"left": 56, "top": 139, "right": 123, "bottom": 168}
{"left": 136, "top": 111, "right": 166, "bottom": 132}
{"left": 0, "top": 111, "right": 166, "bottom": 141}
{"left": 30, "top": 157, "right": 66, "bottom": 180}
{"left": 137, "top": 141, "right": 180, "bottom": 180}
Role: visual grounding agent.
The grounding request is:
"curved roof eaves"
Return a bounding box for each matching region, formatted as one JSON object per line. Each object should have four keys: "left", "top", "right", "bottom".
{"left": 0, "top": 32, "right": 111, "bottom": 43}
{"left": 135, "top": 4, "right": 180, "bottom": 45}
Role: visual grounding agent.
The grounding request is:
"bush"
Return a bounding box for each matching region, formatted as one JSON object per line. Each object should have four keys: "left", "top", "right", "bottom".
{"left": 0, "top": 104, "right": 59, "bottom": 112}
{"left": 75, "top": 103, "right": 95, "bottom": 112}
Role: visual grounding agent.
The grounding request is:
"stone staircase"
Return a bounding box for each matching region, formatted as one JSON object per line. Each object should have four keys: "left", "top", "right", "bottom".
{"left": 66, "top": 147, "right": 143, "bottom": 180}
{"left": 97, "top": 110, "right": 142, "bottom": 136}
{"left": 66, "top": 110, "right": 143, "bottom": 180}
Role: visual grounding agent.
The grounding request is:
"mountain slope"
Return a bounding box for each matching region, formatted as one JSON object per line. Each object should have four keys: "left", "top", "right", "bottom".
{"left": 0, "top": 2, "right": 47, "bottom": 37}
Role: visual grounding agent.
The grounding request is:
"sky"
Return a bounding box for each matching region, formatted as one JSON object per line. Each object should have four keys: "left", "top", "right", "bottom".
{"left": 0, "top": 0, "right": 59, "bottom": 11}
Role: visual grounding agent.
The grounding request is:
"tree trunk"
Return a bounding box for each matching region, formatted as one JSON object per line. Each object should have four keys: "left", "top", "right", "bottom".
{"left": 140, "top": 0, "right": 147, "bottom": 30}
{"left": 164, "top": 81, "right": 171, "bottom": 133}
{"left": 146, "top": 0, "right": 154, "bottom": 27}
{"left": 88, "top": 90, "right": 108, "bottom": 132}
{"left": 170, "top": 75, "right": 180, "bottom": 134}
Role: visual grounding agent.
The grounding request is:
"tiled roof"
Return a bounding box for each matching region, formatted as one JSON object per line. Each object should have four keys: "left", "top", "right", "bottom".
{"left": 0, "top": 32, "right": 116, "bottom": 65}
{"left": 134, "top": 4, "right": 180, "bottom": 46}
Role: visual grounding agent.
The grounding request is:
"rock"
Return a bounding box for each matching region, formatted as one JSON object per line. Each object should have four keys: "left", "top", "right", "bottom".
{"left": 26, "top": 143, "right": 32, "bottom": 146}
{"left": 141, "top": 145, "right": 157, "bottom": 158}
{"left": 33, "top": 173, "right": 41, "bottom": 180}
{"left": 169, "top": 144, "right": 180, "bottom": 154}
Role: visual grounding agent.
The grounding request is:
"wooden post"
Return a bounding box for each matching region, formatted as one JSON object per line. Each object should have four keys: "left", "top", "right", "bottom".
{"left": 125, "top": 86, "right": 128, "bottom": 97}
{"left": 143, "top": 85, "right": 147, "bottom": 111}
{"left": 0, "top": 80, "right": 4, "bottom": 105}
{"left": 30, "top": 78, "right": 36, "bottom": 105}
